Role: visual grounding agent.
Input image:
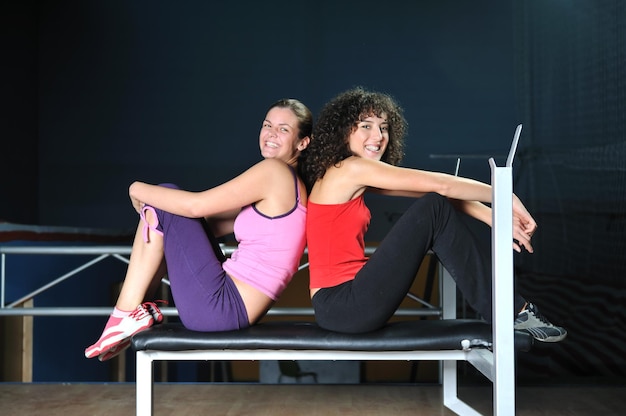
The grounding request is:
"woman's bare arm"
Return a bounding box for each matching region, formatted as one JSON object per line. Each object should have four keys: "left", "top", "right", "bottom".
{"left": 129, "top": 158, "right": 288, "bottom": 218}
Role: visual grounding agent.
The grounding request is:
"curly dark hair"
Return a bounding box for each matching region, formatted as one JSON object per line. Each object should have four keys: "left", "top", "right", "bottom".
{"left": 299, "top": 86, "right": 407, "bottom": 191}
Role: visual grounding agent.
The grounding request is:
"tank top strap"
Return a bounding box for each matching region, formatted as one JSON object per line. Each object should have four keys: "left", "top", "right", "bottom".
{"left": 288, "top": 165, "right": 301, "bottom": 204}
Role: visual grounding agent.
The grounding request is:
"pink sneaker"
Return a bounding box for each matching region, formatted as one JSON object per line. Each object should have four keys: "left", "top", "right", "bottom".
{"left": 95, "top": 301, "right": 167, "bottom": 361}
{"left": 85, "top": 304, "right": 154, "bottom": 359}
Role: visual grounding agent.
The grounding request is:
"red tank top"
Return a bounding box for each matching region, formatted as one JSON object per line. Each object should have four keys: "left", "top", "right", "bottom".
{"left": 306, "top": 195, "right": 371, "bottom": 288}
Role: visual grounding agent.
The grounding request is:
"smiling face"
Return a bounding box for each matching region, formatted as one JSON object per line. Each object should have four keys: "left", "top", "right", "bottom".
{"left": 347, "top": 113, "right": 389, "bottom": 161}
{"left": 259, "top": 106, "right": 305, "bottom": 165}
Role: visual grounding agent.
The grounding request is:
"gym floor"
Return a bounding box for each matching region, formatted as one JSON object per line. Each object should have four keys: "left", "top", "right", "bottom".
{"left": 1, "top": 382, "right": 625, "bottom": 415}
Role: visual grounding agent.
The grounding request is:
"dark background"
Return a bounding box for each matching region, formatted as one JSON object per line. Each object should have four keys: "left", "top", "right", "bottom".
{"left": 1, "top": 1, "right": 624, "bottom": 383}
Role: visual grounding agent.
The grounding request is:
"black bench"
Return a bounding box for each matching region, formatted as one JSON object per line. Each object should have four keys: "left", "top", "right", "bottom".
{"left": 132, "top": 319, "right": 532, "bottom": 415}
{"left": 133, "top": 319, "right": 514, "bottom": 353}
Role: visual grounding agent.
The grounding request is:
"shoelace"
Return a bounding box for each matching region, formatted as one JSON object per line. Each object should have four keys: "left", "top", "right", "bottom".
{"left": 129, "top": 304, "right": 151, "bottom": 320}
{"left": 143, "top": 299, "right": 168, "bottom": 308}
{"left": 142, "top": 300, "right": 168, "bottom": 323}
{"left": 527, "top": 303, "right": 551, "bottom": 325}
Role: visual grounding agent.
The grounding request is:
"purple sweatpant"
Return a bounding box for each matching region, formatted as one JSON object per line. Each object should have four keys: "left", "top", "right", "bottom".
{"left": 143, "top": 184, "right": 249, "bottom": 332}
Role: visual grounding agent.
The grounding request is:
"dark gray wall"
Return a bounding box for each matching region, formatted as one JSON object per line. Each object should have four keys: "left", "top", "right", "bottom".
{"left": 1, "top": 3, "right": 39, "bottom": 224}
{"left": 31, "top": 0, "right": 517, "bottom": 235}
{"left": 512, "top": 0, "right": 626, "bottom": 381}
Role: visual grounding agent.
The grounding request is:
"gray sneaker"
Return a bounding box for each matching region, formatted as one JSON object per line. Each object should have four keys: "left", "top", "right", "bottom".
{"left": 514, "top": 302, "right": 567, "bottom": 342}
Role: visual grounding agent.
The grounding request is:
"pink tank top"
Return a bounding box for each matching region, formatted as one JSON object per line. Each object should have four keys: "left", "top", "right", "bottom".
{"left": 223, "top": 168, "right": 306, "bottom": 300}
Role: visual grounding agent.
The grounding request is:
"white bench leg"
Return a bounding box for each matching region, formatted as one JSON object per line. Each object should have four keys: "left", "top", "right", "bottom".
{"left": 443, "top": 359, "right": 484, "bottom": 416}
{"left": 136, "top": 351, "right": 154, "bottom": 416}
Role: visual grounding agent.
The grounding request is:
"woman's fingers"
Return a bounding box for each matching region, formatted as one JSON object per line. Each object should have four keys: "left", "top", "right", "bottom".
{"left": 513, "top": 216, "right": 534, "bottom": 253}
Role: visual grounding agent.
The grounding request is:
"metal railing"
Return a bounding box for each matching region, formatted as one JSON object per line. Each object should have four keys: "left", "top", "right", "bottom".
{"left": 0, "top": 245, "right": 441, "bottom": 318}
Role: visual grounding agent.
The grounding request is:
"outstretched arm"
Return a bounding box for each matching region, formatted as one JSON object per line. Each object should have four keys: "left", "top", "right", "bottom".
{"left": 128, "top": 158, "right": 287, "bottom": 219}
{"left": 354, "top": 159, "right": 537, "bottom": 252}
{"left": 449, "top": 199, "right": 491, "bottom": 225}
{"left": 353, "top": 158, "right": 493, "bottom": 203}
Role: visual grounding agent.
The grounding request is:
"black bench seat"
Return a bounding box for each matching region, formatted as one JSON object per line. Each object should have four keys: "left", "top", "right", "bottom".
{"left": 132, "top": 320, "right": 532, "bottom": 353}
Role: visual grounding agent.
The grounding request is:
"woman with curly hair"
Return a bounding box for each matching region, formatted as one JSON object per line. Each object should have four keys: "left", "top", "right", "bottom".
{"left": 300, "top": 86, "right": 566, "bottom": 342}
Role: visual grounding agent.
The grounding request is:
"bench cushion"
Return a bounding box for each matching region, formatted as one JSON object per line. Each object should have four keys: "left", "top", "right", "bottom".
{"left": 131, "top": 320, "right": 533, "bottom": 352}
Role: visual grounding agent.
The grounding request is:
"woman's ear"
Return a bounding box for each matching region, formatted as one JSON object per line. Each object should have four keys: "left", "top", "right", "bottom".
{"left": 298, "top": 136, "right": 311, "bottom": 151}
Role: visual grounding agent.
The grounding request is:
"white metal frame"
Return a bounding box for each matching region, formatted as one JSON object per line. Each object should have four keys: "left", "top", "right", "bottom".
{"left": 0, "top": 245, "right": 132, "bottom": 312}
{"left": 136, "top": 347, "right": 493, "bottom": 416}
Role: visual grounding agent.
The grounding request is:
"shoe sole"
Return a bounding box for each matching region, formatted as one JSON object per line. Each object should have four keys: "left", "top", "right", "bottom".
{"left": 98, "top": 338, "right": 131, "bottom": 361}
{"left": 532, "top": 332, "right": 567, "bottom": 343}
{"left": 518, "top": 327, "right": 568, "bottom": 343}
{"left": 85, "top": 332, "right": 127, "bottom": 359}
